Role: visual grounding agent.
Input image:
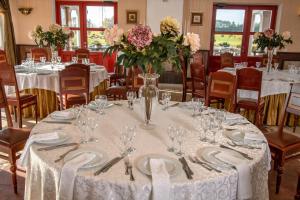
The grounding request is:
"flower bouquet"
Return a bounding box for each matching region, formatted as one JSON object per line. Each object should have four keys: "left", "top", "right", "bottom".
{"left": 253, "top": 29, "right": 292, "bottom": 72}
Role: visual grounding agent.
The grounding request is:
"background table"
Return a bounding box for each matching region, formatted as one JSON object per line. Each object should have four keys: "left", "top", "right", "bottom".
{"left": 25, "top": 102, "right": 270, "bottom": 200}
{"left": 11, "top": 64, "right": 108, "bottom": 118}
{"left": 220, "top": 67, "right": 300, "bottom": 126}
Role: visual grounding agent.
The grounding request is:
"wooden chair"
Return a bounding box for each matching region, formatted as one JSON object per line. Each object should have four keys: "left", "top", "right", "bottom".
{"left": 296, "top": 171, "right": 300, "bottom": 200}
{"left": 0, "top": 50, "right": 38, "bottom": 128}
{"left": 106, "top": 86, "right": 127, "bottom": 100}
{"left": 30, "top": 48, "right": 49, "bottom": 62}
{"left": 220, "top": 52, "right": 234, "bottom": 68}
{"left": 235, "top": 68, "right": 265, "bottom": 127}
{"left": 75, "top": 48, "right": 90, "bottom": 63}
{"left": 0, "top": 79, "right": 30, "bottom": 194}
{"left": 293, "top": 115, "right": 298, "bottom": 133}
{"left": 206, "top": 71, "right": 236, "bottom": 112}
{"left": 58, "top": 64, "right": 90, "bottom": 109}
{"left": 190, "top": 63, "right": 206, "bottom": 98}
{"left": 264, "top": 83, "right": 300, "bottom": 194}
{"left": 109, "top": 65, "right": 125, "bottom": 87}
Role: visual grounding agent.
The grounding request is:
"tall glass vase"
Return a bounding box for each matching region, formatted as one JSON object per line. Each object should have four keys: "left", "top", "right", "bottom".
{"left": 50, "top": 45, "right": 58, "bottom": 59}
{"left": 266, "top": 48, "right": 274, "bottom": 73}
{"left": 138, "top": 73, "right": 159, "bottom": 129}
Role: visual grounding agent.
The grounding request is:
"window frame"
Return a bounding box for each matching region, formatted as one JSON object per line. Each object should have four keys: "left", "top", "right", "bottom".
{"left": 56, "top": 1, "right": 118, "bottom": 51}
{"left": 210, "top": 5, "right": 277, "bottom": 58}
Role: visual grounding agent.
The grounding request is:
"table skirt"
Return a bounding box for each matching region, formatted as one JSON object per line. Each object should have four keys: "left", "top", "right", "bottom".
{"left": 18, "top": 81, "right": 107, "bottom": 119}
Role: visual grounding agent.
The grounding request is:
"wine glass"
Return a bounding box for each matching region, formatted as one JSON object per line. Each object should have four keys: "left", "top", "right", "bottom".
{"left": 87, "top": 116, "right": 99, "bottom": 142}
{"left": 72, "top": 56, "right": 78, "bottom": 64}
{"left": 95, "top": 95, "right": 107, "bottom": 115}
{"left": 191, "top": 97, "right": 200, "bottom": 117}
{"left": 51, "top": 57, "right": 56, "bottom": 70}
{"left": 167, "top": 125, "right": 177, "bottom": 152}
{"left": 256, "top": 62, "right": 261, "bottom": 68}
{"left": 57, "top": 56, "right": 62, "bottom": 64}
{"left": 175, "top": 127, "right": 186, "bottom": 156}
{"left": 119, "top": 125, "right": 136, "bottom": 156}
{"left": 126, "top": 91, "right": 135, "bottom": 110}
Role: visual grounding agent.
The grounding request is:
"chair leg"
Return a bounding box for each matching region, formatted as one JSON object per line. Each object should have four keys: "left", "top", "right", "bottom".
{"left": 8, "top": 149, "right": 18, "bottom": 194}
{"left": 276, "top": 152, "right": 285, "bottom": 194}
{"left": 294, "top": 115, "right": 298, "bottom": 133}
{"left": 295, "top": 173, "right": 300, "bottom": 200}
{"left": 35, "top": 102, "right": 38, "bottom": 124}
{"left": 13, "top": 106, "right": 17, "bottom": 122}
{"left": 0, "top": 110, "right": 2, "bottom": 130}
{"left": 17, "top": 107, "right": 22, "bottom": 128}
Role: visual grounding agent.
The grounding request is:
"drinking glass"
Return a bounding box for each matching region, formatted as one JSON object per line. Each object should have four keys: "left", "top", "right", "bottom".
{"left": 243, "top": 62, "right": 248, "bottom": 68}
{"left": 167, "top": 125, "right": 177, "bottom": 152}
{"left": 87, "top": 116, "right": 99, "bottom": 142}
{"left": 126, "top": 91, "right": 135, "bottom": 110}
{"left": 51, "top": 57, "right": 56, "bottom": 70}
{"left": 72, "top": 56, "right": 78, "bottom": 63}
{"left": 201, "top": 116, "right": 209, "bottom": 142}
{"left": 255, "top": 62, "right": 261, "bottom": 68}
{"left": 95, "top": 95, "right": 107, "bottom": 115}
{"left": 162, "top": 92, "right": 171, "bottom": 110}
{"left": 119, "top": 125, "right": 136, "bottom": 156}
{"left": 175, "top": 127, "right": 186, "bottom": 156}
{"left": 209, "top": 118, "right": 218, "bottom": 144}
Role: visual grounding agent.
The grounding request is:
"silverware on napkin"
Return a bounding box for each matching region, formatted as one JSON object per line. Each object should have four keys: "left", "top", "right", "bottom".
{"left": 188, "top": 156, "right": 212, "bottom": 171}
{"left": 94, "top": 156, "right": 123, "bottom": 176}
{"left": 54, "top": 145, "right": 79, "bottom": 163}
{"left": 38, "top": 143, "right": 78, "bottom": 151}
{"left": 219, "top": 144, "right": 253, "bottom": 160}
{"left": 178, "top": 157, "right": 193, "bottom": 179}
{"left": 227, "top": 141, "right": 261, "bottom": 150}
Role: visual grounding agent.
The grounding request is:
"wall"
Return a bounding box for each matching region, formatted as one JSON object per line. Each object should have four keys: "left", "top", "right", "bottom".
{"left": 10, "top": 0, "right": 300, "bottom": 52}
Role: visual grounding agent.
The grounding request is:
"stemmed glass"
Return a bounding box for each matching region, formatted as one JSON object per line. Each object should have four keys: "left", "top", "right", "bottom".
{"left": 175, "top": 127, "right": 186, "bottom": 156}
{"left": 191, "top": 97, "right": 200, "bottom": 117}
{"left": 167, "top": 125, "right": 177, "bottom": 152}
{"left": 119, "top": 125, "right": 137, "bottom": 156}
{"left": 162, "top": 92, "right": 171, "bottom": 110}
{"left": 87, "top": 116, "right": 99, "bottom": 142}
{"left": 256, "top": 62, "right": 261, "bottom": 68}
{"left": 201, "top": 115, "right": 209, "bottom": 142}
{"left": 57, "top": 56, "right": 62, "bottom": 65}
{"left": 72, "top": 56, "right": 78, "bottom": 64}
{"left": 39, "top": 57, "right": 46, "bottom": 65}
{"left": 126, "top": 91, "right": 136, "bottom": 110}
{"left": 95, "top": 95, "right": 107, "bottom": 115}
{"left": 51, "top": 57, "right": 56, "bottom": 70}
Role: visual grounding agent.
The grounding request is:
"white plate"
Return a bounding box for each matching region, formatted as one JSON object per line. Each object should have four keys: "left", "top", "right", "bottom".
{"left": 51, "top": 111, "right": 75, "bottom": 120}
{"left": 196, "top": 147, "right": 245, "bottom": 168}
{"left": 35, "top": 132, "right": 70, "bottom": 145}
{"left": 136, "top": 154, "right": 181, "bottom": 177}
{"left": 64, "top": 147, "right": 107, "bottom": 169}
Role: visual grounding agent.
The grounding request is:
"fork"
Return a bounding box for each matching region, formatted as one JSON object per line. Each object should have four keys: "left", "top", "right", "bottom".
{"left": 54, "top": 145, "right": 79, "bottom": 163}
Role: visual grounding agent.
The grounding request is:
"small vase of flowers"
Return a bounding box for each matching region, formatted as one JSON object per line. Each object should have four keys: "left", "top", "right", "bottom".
{"left": 253, "top": 29, "right": 292, "bottom": 72}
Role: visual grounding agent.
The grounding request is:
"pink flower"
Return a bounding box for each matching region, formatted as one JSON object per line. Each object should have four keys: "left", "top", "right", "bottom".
{"left": 264, "top": 29, "right": 274, "bottom": 39}
{"left": 127, "top": 25, "right": 153, "bottom": 50}
{"left": 104, "top": 25, "right": 124, "bottom": 45}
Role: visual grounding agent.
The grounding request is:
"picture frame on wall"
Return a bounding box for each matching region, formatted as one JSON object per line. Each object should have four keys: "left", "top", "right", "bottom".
{"left": 126, "top": 10, "right": 138, "bottom": 24}
{"left": 191, "top": 12, "right": 203, "bottom": 25}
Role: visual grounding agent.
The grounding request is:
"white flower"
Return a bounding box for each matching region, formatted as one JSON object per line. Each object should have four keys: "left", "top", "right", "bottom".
{"left": 62, "top": 27, "right": 71, "bottom": 35}
{"left": 104, "top": 25, "right": 124, "bottom": 46}
{"left": 184, "top": 32, "right": 200, "bottom": 52}
{"left": 49, "top": 24, "right": 62, "bottom": 33}
{"left": 253, "top": 32, "right": 261, "bottom": 40}
{"left": 282, "top": 31, "right": 291, "bottom": 40}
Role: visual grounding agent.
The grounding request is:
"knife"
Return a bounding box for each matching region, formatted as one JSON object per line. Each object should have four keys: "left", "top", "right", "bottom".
{"left": 54, "top": 145, "right": 79, "bottom": 163}
{"left": 43, "top": 120, "right": 72, "bottom": 124}
{"left": 180, "top": 157, "right": 194, "bottom": 175}
{"left": 94, "top": 156, "right": 123, "bottom": 175}
{"left": 178, "top": 158, "right": 193, "bottom": 179}
{"left": 219, "top": 144, "right": 253, "bottom": 160}
{"left": 37, "top": 143, "right": 78, "bottom": 151}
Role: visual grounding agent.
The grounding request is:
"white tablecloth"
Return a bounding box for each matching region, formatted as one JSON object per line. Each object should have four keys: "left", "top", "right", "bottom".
{"left": 220, "top": 67, "right": 300, "bottom": 99}
{"left": 24, "top": 102, "right": 270, "bottom": 200}
{"left": 13, "top": 64, "right": 108, "bottom": 93}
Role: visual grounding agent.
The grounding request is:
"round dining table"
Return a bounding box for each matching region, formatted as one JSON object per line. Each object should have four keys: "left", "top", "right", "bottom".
{"left": 24, "top": 101, "right": 271, "bottom": 200}
{"left": 220, "top": 67, "right": 300, "bottom": 126}
{"left": 9, "top": 63, "right": 108, "bottom": 118}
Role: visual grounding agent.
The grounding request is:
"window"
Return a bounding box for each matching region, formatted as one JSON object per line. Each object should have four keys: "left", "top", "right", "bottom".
{"left": 211, "top": 5, "right": 277, "bottom": 58}
{"left": 56, "top": 1, "right": 117, "bottom": 51}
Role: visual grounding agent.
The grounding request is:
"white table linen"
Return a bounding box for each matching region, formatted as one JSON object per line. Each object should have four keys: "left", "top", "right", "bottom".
{"left": 24, "top": 102, "right": 271, "bottom": 200}
{"left": 12, "top": 64, "right": 108, "bottom": 93}
{"left": 220, "top": 67, "right": 300, "bottom": 99}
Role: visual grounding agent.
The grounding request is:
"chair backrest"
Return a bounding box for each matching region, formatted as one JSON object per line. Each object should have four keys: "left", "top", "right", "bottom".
{"left": 190, "top": 63, "right": 205, "bottom": 83}
{"left": 220, "top": 52, "right": 234, "bottom": 68}
{"left": 59, "top": 64, "right": 90, "bottom": 100}
{"left": 31, "top": 48, "right": 49, "bottom": 62}
{"left": 0, "top": 51, "right": 20, "bottom": 98}
{"left": 236, "top": 68, "right": 262, "bottom": 91}
{"left": 279, "top": 83, "right": 300, "bottom": 133}
{"left": 0, "top": 79, "right": 13, "bottom": 127}
{"left": 0, "top": 49, "right": 7, "bottom": 64}
{"left": 207, "top": 71, "right": 236, "bottom": 110}
{"left": 75, "top": 48, "right": 90, "bottom": 61}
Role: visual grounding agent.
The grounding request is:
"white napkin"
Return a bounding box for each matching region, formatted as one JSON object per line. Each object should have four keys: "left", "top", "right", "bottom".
{"left": 58, "top": 153, "right": 96, "bottom": 200}
{"left": 18, "top": 132, "right": 59, "bottom": 168}
{"left": 215, "top": 151, "right": 252, "bottom": 200}
{"left": 51, "top": 111, "right": 73, "bottom": 119}
{"left": 226, "top": 113, "right": 244, "bottom": 120}
{"left": 150, "top": 159, "right": 171, "bottom": 200}
{"left": 244, "top": 132, "right": 265, "bottom": 144}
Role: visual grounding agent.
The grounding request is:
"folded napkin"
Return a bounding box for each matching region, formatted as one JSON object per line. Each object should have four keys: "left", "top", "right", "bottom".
{"left": 244, "top": 132, "right": 265, "bottom": 144}
{"left": 215, "top": 151, "right": 252, "bottom": 200}
{"left": 52, "top": 111, "right": 74, "bottom": 119}
{"left": 18, "top": 132, "right": 59, "bottom": 167}
{"left": 58, "top": 153, "right": 96, "bottom": 200}
{"left": 226, "top": 113, "right": 244, "bottom": 121}
{"left": 150, "top": 159, "right": 171, "bottom": 200}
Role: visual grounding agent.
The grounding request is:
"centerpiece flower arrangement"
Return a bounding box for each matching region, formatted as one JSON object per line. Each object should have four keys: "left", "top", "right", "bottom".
{"left": 104, "top": 16, "right": 200, "bottom": 127}
{"left": 253, "top": 29, "right": 292, "bottom": 72}
{"left": 30, "top": 24, "right": 74, "bottom": 53}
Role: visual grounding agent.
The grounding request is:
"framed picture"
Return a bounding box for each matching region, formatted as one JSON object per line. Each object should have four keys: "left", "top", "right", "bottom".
{"left": 191, "top": 12, "right": 203, "bottom": 25}
{"left": 126, "top": 10, "right": 138, "bottom": 24}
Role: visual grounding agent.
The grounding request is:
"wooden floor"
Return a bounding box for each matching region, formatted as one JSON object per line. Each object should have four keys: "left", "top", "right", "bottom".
{"left": 0, "top": 116, "right": 299, "bottom": 200}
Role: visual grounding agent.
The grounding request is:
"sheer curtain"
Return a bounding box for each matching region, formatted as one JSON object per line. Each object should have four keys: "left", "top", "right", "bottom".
{"left": 0, "top": 0, "right": 17, "bottom": 66}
